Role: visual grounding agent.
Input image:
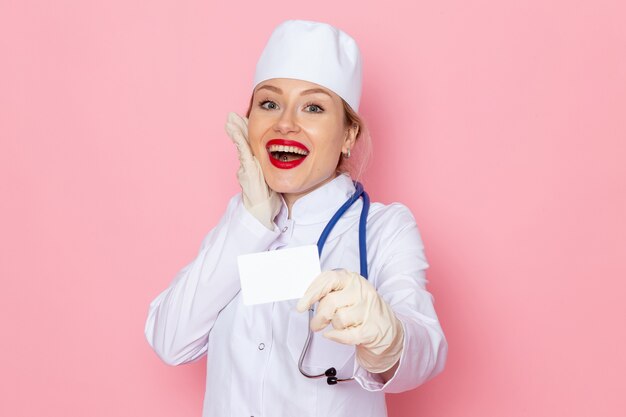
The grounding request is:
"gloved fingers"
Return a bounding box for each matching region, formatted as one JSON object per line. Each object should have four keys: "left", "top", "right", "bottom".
{"left": 225, "top": 126, "right": 252, "bottom": 162}
{"left": 225, "top": 112, "right": 254, "bottom": 163}
{"left": 297, "top": 270, "right": 351, "bottom": 313}
{"left": 237, "top": 157, "right": 271, "bottom": 201}
{"left": 225, "top": 113, "right": 246, "bottom": 143}
{"left": 330, "top": 304, "right": 365, "bottom": 331}
{"left": 226, "top": 131, "right": 252, "bottom": 162}
{"left": 309, "top": 289, "right": 356, "bottom": 332}
{"left": 323, "top": 326, "right": 363, "bottom": 346}
{"left": 229, "top": 111, "right": 250, "bottom": 134}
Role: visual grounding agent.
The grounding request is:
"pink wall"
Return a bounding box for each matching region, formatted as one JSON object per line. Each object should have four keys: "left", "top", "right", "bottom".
{"left": 2, "top": 1, "right": 625, "bottom": 416}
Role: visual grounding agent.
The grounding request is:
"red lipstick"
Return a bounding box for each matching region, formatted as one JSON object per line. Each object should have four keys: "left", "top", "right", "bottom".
{"left": 266, "top": 139, "right": 309, "bottom": 169}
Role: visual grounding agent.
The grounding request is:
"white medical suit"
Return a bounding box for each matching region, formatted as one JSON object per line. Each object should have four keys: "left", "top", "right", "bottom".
{"left": 145, "top": 174, "right": 447, "bottom": 417}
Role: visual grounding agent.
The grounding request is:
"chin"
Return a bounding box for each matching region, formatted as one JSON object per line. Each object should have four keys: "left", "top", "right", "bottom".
{"left": 261, "top": 158, "right": 338, "bottom": 195}
{"left": 261, "top": 165, "right": 301, "bottom": 193}
{"left": 267, "top": 173, "right": 337, "bottom": 197}
{"left": 266, "top": 177, "right": 304, "bottom": 194}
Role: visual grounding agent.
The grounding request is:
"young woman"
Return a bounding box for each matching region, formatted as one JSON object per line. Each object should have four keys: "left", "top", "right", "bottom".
{"left": 145, "top": 20, "right": 447, "bottom": 417}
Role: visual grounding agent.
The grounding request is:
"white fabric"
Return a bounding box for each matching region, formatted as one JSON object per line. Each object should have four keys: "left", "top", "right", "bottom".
{"left": 253, "top": 20, "right": 363, "bottom": 112}
{"left": 145, "top": 174, "right": 447, "bottom": 417}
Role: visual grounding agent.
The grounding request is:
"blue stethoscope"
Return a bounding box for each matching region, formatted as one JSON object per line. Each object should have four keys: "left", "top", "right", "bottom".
{"left": 298, "top": 181, "right": 370, "bottom": 385}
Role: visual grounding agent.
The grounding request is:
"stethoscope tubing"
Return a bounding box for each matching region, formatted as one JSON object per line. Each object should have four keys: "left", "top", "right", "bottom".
{"left": 299, "top": 181, "right": 370, "bottom": 385}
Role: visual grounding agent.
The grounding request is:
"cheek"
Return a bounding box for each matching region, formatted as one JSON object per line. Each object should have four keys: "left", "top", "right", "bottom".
{"left": 306, "top": 114, "right": 344, "bottom": 141}
{"left": 246, "top": 120, "right": 264, "bottom": 156}
{"left": 316, "top": 124, "right": 347, "bottom": 155}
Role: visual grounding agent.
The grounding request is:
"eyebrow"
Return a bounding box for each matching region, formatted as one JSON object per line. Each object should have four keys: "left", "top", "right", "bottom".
{"left": 256, "top": 84, "right": 332, "bottom": 98}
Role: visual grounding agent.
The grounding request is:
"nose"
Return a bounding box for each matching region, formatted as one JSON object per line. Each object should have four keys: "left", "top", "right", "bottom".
{"left": 273, "top": 108, "right": 300, "bottom": 135}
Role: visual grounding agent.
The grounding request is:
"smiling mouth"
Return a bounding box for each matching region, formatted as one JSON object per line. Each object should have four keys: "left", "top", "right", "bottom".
{"left": 268, "top": 144, "right": 309, "bottom": 162}
{"left": 266, "top": 139, "right": 309, "bottom": 169}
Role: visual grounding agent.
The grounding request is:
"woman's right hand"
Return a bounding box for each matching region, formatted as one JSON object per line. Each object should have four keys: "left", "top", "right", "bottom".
{"left": 225, "top": 112, "right": 282, "bottom": 230}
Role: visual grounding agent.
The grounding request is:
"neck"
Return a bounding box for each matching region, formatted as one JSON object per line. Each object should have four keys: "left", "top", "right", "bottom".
{"left": 283, "top": 173, "right": 340, "bottom": 218}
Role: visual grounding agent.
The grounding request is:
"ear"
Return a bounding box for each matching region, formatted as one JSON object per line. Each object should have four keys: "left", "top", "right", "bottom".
{"left": 342, "top": 123, "right": 359, "bottom": 154}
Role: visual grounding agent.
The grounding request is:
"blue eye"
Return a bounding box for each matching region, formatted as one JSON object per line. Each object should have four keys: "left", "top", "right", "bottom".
{"left": 259, "top": 100, "right": 278, "bottom": 110}
{"left": 305, "top": 104, "right": 324, "bottom": 113}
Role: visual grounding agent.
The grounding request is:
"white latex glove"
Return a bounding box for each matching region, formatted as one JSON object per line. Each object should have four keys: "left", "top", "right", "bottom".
{"left": 296, "top": 269, "right": 405, "bottom": 374}
{"left": 225, "top": 112, "right": 281, "bottom": 230}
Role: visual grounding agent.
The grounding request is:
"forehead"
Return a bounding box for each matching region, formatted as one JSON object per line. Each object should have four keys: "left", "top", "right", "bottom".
{"left": 254, "top": 78, "right": 340, "bottom": 101}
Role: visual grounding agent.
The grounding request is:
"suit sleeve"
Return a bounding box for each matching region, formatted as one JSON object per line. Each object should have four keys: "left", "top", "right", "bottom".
{"left": 144, "top": 194, "right": 281, "bottom": 366}
{"left": 354, "top": 204, "right": 448, "bottom": 392}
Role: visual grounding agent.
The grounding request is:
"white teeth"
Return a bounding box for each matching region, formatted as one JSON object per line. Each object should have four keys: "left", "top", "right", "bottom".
{"left": 267, "top": 144, "right": 309, "bottom": 155}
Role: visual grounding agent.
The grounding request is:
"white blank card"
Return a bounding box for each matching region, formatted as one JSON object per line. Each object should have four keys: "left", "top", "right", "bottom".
{"left": 237, "top": 245, "right": 321, "bottom": 305}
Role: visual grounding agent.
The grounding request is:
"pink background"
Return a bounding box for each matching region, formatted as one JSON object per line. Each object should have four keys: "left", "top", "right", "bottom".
{"left": 2, "top": 1, "right": 625, "bottom": 416}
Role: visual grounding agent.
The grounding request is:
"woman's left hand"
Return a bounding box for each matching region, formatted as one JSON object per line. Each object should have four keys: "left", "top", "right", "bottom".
{"left": 296, "top": 269, "right": 404, "bottom": 374}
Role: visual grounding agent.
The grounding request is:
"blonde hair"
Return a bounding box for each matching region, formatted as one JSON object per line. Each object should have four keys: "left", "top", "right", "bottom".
{"left": 338, "top": 100, "right": 371, "bottom": 182}
{"left": 245, "top": 96, "right": 372, "bottom": 181}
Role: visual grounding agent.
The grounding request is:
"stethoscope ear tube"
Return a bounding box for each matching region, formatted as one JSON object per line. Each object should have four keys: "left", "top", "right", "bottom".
{"left": 298, "top": 308, "right": 356, "bottom": 385}
{"left": 298, "top": 182, "right": 370, "bottom": 385}
{"left": 358, "top": 188, "right": 370, "bottom": 279}
{"left": 317, "top": 181, "right": 369, "bottom": 278}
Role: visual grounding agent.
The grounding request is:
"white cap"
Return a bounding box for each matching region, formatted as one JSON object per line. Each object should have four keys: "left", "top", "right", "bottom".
{"left": 253, "top": 20, "right": 362, "bottom": 112}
